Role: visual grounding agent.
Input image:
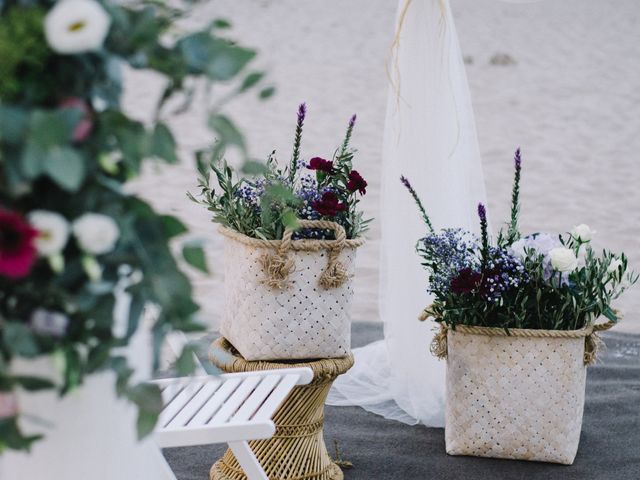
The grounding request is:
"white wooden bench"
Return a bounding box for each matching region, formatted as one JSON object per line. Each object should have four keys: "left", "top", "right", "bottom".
{"left": 154, "top": 367, "right": 313, "bottom": 480}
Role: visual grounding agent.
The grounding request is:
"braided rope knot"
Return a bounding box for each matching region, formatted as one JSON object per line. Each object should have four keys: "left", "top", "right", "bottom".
{"left": 259, "top": 251, "right": 295, "bottom": 289}
{"left": 421, "top": 304, "right": 615, "bottom": 365}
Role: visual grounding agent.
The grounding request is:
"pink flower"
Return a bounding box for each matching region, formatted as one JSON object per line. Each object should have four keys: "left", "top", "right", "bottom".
{"left": 59, "top": 97, "right": 93, "bottom": 142}
{"left": 0, "top": 392, "right": 18, "bottom": 419}
{"left": 0, "top": 209, "right": 38, "bottom": 279}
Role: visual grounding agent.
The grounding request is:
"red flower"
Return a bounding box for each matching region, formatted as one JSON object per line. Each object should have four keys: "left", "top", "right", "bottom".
{"left": 346, "top": 170, "right": 367, "bottom": 195}
{"left": 312, "top": 191, "right": 347, "bottom": 217}
{"left": 0, "top": 210, "right": 38, "bottom": 279}
{"left": 308, "top": 157, "right": 334, "bottom": 173}
{"left": 450, "top": 268, "right": 482, "bottom": 295}
{"left": 59, "top": 97, "right": 93, "bottom": 142}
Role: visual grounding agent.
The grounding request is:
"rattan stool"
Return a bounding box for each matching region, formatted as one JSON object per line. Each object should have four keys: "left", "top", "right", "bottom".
{"left": 209, "top": 337, "right": 354, "bottom": 480}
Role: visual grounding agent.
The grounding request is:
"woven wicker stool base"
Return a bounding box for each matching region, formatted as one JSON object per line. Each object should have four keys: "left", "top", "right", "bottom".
{"left": 209, "top": 338, "right": 354, "bottom": 480}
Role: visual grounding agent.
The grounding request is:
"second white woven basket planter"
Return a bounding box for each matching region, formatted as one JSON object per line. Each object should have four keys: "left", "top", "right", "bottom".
{"left": 437, "top": 322, "right": 610, "bottom": 465}
{"left": 220, "top": 220, "right": 364, "bottom": 361}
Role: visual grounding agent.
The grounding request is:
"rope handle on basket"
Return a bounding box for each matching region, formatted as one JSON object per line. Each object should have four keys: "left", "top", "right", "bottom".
{"left": 421, "top": 304, "right": 617, "bottom": 366}
{"left": 260, "top": 220, "right": 349, "bottom": 290}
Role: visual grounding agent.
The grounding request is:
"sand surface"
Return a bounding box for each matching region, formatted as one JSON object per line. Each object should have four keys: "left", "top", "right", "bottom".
{"left": 126, "top": 0, "right": 640, "bottom": 333}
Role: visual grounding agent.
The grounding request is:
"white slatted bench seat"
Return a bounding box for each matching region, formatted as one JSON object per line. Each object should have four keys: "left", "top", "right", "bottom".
{"left": 153, "top": 367, "right": 313, "bottom": 480}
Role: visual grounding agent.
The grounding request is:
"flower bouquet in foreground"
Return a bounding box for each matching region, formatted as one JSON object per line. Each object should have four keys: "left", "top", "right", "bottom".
{"left": 192, "top": 104, "right": 370, "bottom": 360}
{"left": 0, "top": 0, "right": 267, "bottom": 455}
{"left": 403, "top": 149, "right": 637, "bottom": 465}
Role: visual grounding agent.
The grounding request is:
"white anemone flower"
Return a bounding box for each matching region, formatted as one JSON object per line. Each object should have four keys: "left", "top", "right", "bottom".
{"left": 549, "top": 247, "right": 579, "bottom": 272}
{"left": 28, "top": 210, "right": 70, "bottom": 257}
{"left": 44, "top": 0, "right": 111, "bottom": 55}
{"left": 73, "top": 213, "right": 120, "bottom": 255}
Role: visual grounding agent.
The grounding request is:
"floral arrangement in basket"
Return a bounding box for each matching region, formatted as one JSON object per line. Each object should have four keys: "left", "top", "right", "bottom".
{"left": 403, "top": 149, "right": 637, "bottom": 464}
{"left": 402, "top": 149, "right": 637, "bottom": 335}
{"left": 0, "top": 0, "right": 268, "bottom": 451}
{"left": 190, "top": 104, "right": 370, "bottom": 361}
{"left": 191, "top": 103, "right": 371, "bottom": 242}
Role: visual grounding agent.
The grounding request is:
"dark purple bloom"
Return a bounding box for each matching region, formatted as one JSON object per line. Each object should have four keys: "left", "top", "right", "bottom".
{"left": 450, "top": 268, "right": 482, "bottom": 295}
{"left": 348, "top": 114, "right": 357, "bottom": 129}
{"left": 312, "top": 191, "right": 347, "bottom": 217}
{"left": 477, "top": 203, "right": 487, "bottom": 222}
{"left": 514, "top": 147, "right": 521, "bottom": 170}
{"left": 346, "top": 170, "right": 367, "bottom": 194}
{"left": 308, "top": 157, "right": 334, "bottom": 173}
{"left": 297, "top": 103, "right": 307, "bottom": 124}
{"left": 400, "top": 175, "right": 412, "bottom": 191}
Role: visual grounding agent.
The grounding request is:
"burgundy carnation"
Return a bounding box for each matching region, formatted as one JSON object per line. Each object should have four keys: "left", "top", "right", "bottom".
{"left": 312, "top": 191, "right": 347, "bottom": 217}
{"left": 450, "top": 268, "right": 482, "bottom": 295}
{"left": 308, "top": 157, "right": 334, "bottom": 173}
{"left": 346, "top": 170, "right": 367, "bottom": 195}
{"left": 0, "top": 209, "right": 38, "bottom": 279}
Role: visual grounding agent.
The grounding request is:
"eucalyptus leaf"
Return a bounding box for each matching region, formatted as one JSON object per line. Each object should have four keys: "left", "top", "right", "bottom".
{"left": 240, "top": 71, "right": 264, "bottom": 92}
{"left": 161, "top": 215, "right": 188, "bottom": 238}
{"left": 43, "top": 146, "right": 86, "bottom": 192}
{"left": 3, "top": 323, "right": 39, "bottom": 358}
{"left": 12, "top": 376, "right": 55, "bottom": 391}
{"left": 182, "top": 242, "right": 209, "bottom": 273}
{"left": 209, "top": 114, "right": 245, "bottom": 151}
{"left": 150, "top": 123, "right": 178, "bottom": 163}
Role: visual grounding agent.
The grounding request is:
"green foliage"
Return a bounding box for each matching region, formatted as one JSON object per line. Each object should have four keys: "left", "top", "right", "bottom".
{"left": 0, "top": 7, "right": 50, "bottom": 101}
{"left": 409, "top": 150, "right": 637, "bottom": 332}
{"left": 191, "top": 110, "right": 371, "bottom": 241}
{"left": 0, "top": 0, "right": 268, "bottom": 452}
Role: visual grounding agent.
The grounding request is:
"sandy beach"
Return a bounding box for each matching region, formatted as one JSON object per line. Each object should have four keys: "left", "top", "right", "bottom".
{"left": 126, "top": 0, "right": 640, "bottom": 333}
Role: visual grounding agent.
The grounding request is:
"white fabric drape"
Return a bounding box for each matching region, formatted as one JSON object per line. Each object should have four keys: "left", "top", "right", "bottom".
{"left": 327, "top": 0, "right": 487, "bottom": 426}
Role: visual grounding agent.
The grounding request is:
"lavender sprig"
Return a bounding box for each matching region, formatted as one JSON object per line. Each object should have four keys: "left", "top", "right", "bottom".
{"left": 289, "top": 102, "right": 306, "bottom": 183}
{"left": 478, "top": 203, "right": 490, "bottom": 266}
{"left": 338, "top": 114, "right": 357, "bottom": 160}
{"left": 401, "top": 175, "right": 434, "bottom": 233}
{"left": 507, "top": 148, "right": 522, "bottom": 244}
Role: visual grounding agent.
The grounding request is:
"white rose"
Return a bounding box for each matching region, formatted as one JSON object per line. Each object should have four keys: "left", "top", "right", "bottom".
{"left": 549, "top": 247, "right": 579, "bottom": 272}
{"left": 72, "top": 213, "right": 119, "bottom": 255}
{"left": 44, "top": 0, "right": 111, "bottom": 55}
{"left": 28, "top": 210, "right": 70, "bottom": 257}
{"left": 608, "top": 258, "right": 623, "bottom": 274}
{"left": 571, "top": 224, "right": 596, "bottom": 242}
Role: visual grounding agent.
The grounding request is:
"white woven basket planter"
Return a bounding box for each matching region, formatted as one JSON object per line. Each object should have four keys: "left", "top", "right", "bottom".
{"left": 219, "top": 220, "right": 364, "bottom": 361}
{"left": 439, "top": 322, "right": 611, "bottom": 465}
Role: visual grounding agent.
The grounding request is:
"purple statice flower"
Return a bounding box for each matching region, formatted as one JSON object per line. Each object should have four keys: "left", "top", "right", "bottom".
{"left": 419, "top": 228, "right": 480, "bottom": 294}
{"left": 236, "top": 179, "right": 266, "bottom": 213}
{"left": 296, "top": 175, "right": 322, "bottom": 221}
{"left": 348, "top": 114, "right": 357, "bottom": 129}
{"left": 480, "top": 247, "right": 528, "bottom": 302}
